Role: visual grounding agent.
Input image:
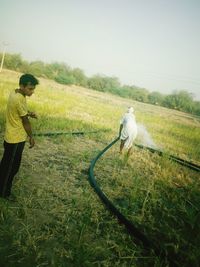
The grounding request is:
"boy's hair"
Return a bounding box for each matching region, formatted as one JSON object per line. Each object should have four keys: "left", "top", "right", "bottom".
{"left": 19, "top": 74, "right": 39, "bottom": 86}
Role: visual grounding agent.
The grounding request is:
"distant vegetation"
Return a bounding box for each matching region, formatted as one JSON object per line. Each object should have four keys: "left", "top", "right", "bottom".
{"left": 1, "top": 52, "right": 200, "bottom": 115}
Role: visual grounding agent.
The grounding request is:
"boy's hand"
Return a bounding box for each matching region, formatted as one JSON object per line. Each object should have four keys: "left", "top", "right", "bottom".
{"left": 28, "top": 112, "right": 38, "bottom": 119}
{"left": 29, "top": 137, "right": 35, "bottom": 148}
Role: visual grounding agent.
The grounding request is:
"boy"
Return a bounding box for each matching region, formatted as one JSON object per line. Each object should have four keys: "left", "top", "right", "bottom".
{"left": 0, "top": 73, "right": 39, "bottom": 198}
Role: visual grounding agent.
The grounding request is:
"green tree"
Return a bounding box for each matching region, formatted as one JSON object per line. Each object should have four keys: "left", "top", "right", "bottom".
{"left": 122, "top": 85, "right": 149, "bottom": 102}
{"left": 163, "top": 90, "right": 194, "bottom": 112}
{"left": 49, "top": 62, "right": 68, "bottom": 77}
{"left": 88, "top": 75, "right": 121, "bottom": 92}
{"left": 192, "top": 101, "right": 200, "bottom": 115}
{"left": 88, "top": 75, "right": 106, "bottom": 91}
{"left": 148, "top": 91, "right": 164, "bottom": 105}
{"left": 29, "top": 61, "right": 45, "bottom": 77}
{"left": 55, "top": 72, "right": 75, "bottom": 85}
{"left": 19, "top": 60, "right": 31, "bottom": 73}
{"left": 3, "top": 53, "right": 23, "bottom": 71}
{"left": 72, "top": 68, "right": 87, "bottom": 87}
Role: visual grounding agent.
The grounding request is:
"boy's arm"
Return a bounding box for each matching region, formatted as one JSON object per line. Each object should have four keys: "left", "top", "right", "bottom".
{"left": 21, "top": 115, "right": 35, "bottom": 148}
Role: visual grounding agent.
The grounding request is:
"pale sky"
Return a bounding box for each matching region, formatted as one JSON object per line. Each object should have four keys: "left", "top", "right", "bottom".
{"left": 0, "top": 0, "right": 200, "bottom": 99}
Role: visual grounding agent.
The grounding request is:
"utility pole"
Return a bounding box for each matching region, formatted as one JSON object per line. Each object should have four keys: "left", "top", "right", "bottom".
{"left": 0, "top": 42, "right": 9, "bottom": 73}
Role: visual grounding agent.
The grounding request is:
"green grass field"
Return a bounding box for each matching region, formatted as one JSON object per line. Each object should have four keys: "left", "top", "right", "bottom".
{"left": 0, "top": 69, "right": 200, "bottom": 267}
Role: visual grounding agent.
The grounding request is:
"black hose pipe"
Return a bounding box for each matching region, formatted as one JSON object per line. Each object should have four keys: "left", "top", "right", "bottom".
{"left": 135, "top": 144, "right": 200, "bottom": 172}
{"left": 88, "top": 137, "right": 163, "bottom": 254}
{"left": 34, "top": 129, "right": 109, "bottom": 137}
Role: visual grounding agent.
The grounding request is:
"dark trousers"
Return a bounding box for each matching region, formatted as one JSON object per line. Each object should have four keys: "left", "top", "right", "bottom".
{"left": 0, "top": 141, "right": 25, "bottom": 197}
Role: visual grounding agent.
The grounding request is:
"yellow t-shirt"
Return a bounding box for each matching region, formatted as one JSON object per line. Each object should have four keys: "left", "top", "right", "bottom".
{"left": 4, "top": 90, "right": 28, "bottom": 143}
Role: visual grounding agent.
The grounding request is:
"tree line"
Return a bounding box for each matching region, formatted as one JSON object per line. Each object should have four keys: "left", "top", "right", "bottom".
{"left": 1, "top": 53, "right": 200, "bottom": 116}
